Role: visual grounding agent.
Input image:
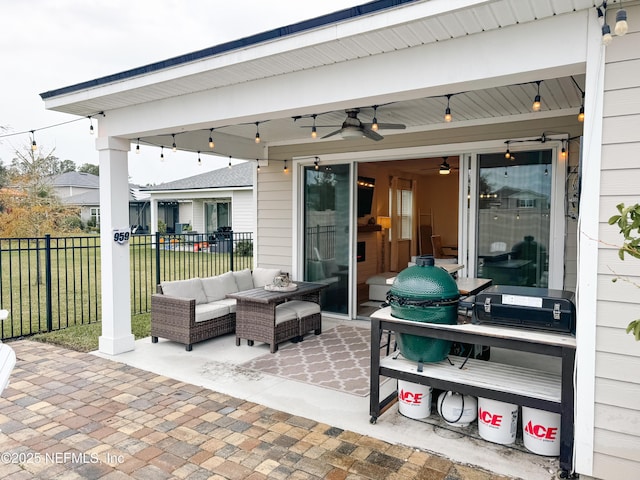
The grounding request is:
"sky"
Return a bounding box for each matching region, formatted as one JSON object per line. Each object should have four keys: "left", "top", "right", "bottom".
{"left": 0, "top": 0, "right": 365, "bottom": 185}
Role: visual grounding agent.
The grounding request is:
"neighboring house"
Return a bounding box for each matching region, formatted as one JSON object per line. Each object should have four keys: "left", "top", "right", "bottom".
{"left": 141, "top": 160, "right": 253, "bottom": 235}
{"left": 49, "top": 171, "right": 149, "bottom": 230}
{"left": 40, "top": 1, "right": 640, "bottom": 478}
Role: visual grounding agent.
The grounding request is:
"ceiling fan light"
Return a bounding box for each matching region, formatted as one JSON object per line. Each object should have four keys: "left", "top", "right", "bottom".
{"left": 341, "top": 126, "right": 364, "bottom": 138}
{"left": 439, "top": 158, "right": 451, "bottom": 175}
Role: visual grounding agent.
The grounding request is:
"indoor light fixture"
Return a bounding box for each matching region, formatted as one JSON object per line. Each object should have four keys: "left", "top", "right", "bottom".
{"left": 255, "top": 122, "right": 261, "bottom": 143}
{"left": 439, "top": 157, "right": 451, "bottom": 175}
{"left": 136, "top": 138, "right": 140, "bottom": 154}
{"left": 615, "top": 5, "right": 628, "bottom": 36}
{"left": 444, "top": 94, "right": 453, "bottom": 122}
{"left": 30, "top": 130, "right": 37, "bottom": 151}
{"left": 311, "top": 115, "right": 318, "bottom": 138}
{"left": 371, "top": 106, "right": 379, "bottom": 131}
{"left": 532, "top": 81, "right": 542, "bottom": 112}
{"left": 208, "top": 128, "right": 215, "bottom": 149}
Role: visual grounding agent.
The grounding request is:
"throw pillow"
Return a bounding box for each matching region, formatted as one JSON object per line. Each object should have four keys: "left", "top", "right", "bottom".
{"left": 252, "top": 267, "right": 281, "bottom": 288}
{"left": 219, "top": 271, "right": 239, "bottom": 294}
{"left": 233, "top": 269, "right": 254, "bottom": 291}
{"left": 201, "top": 276, "right": 226, "bottom": 302}
{"left": 161, "top": 278, "right": 208, "bottom": 304}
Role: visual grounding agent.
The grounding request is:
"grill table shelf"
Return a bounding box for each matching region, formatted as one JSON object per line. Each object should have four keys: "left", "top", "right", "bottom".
{"left": 370, "top": 307, "right": 576, "bottom": 475}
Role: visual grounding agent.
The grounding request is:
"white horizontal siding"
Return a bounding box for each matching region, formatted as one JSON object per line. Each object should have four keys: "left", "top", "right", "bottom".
{"left": 593, "top": 7, "right": 640, "bottom": 477}
{"left": 230, "top": 190, "right": 254, "bottom": 233}
{"left": 255, "top": 166, "right": 293, "bottom": 272}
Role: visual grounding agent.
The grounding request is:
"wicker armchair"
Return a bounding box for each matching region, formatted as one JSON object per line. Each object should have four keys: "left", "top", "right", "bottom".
{"left": 151, "top": 285, "right": 236, "bottom": 351}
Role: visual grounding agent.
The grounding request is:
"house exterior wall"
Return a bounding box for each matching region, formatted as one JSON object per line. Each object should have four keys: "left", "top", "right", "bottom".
{"left": 592, "top": 8, "right": 640, "bottom": 478}
{"left": 231, "top": 189, "right": 254, "bottom": 234}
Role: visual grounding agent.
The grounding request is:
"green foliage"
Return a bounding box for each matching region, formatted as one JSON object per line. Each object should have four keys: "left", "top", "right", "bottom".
{"left": 608, "top": 203, "right": 640, "bottom": 340}
{"left": 235, "top": 240, "right": 253, "bottom": 256}
{"left": 78, "top": 163, "right": 99, "bottom": 175}
{"left": 158, "top": 220, "right": 167, "bottom": 234}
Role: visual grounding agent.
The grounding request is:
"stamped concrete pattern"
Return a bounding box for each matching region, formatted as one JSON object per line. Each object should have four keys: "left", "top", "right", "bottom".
{"left": 0, "top": 340, "right": 516, "bottom": 479}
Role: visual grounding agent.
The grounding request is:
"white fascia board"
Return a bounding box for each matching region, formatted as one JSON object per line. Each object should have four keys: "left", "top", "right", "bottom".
{"left": 44, "top": 1, "right": 494, "bottom": 112}
{"left": 97, "top": 10, "right": 589, "bottom": 140}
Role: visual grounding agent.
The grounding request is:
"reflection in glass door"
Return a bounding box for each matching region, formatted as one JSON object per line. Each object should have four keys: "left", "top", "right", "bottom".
{"left": 303, "top": 164, "right": 350, "bottom": 314}
{"left": 476, "top": 150, "right": 552, "bottom": 287}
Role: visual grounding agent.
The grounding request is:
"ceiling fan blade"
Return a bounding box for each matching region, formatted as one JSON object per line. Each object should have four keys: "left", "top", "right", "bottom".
{"left": 321, "top": 129, "right": 343, "bottom": 139}
{"left": 361, "top": 128, "right": 384, "bottom": 141}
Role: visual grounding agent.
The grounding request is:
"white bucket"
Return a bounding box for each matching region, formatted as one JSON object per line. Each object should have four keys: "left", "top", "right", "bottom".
{"left": 398, "top": 380, "right": 432, "bottom": 419}
{"left": 437, "top": 391, "right": 477, "bottom": 427}
{"left": 477, "top": 397, "right": 518, "bottom": 445}
{"left": 522, "top": 407, "right": 561, "bottom": 456}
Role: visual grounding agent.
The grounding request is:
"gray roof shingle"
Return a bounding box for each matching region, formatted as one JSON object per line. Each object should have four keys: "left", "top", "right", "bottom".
{"left": 142, "top": 161, "right": 253, "bottom": 191}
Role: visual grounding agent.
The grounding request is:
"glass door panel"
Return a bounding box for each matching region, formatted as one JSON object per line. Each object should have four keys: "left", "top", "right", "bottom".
{"left": 303, "top": 164, "right": 350, "bottom": 314}
{"left": 476, "top": 150, "right": 552, "bottom": 287}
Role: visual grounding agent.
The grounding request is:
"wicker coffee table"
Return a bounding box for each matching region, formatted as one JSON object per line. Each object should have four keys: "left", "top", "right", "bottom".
{"left": 227, "top": 281, "right": 326, "bottom": 353}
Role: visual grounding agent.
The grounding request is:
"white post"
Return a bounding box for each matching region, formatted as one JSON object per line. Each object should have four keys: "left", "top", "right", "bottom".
{"left": 150, "top": 198, "right": 158, "bottom": 236}
{"left": 97, "top": 136, "right": 135, "bottom": 355}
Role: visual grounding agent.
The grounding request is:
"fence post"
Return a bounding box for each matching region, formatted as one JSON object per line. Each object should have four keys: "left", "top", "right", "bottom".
{"left": 155, "top": 232, "right": 161, "bottom": 289}
{"left": 44, "top": 235, "right": 53, "bottom": 332}
{"left": 229, "top": 231, "right": 234, "bottom": 271}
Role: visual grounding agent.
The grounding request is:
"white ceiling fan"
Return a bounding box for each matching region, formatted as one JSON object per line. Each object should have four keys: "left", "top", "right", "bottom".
{"left": 321, "top": 107, "right": 406, "bottom": 141}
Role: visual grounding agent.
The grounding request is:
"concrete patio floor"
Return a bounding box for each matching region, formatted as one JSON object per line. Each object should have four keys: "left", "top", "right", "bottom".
{"left": 0, "top": 317, "right": 561, "bottom": 479}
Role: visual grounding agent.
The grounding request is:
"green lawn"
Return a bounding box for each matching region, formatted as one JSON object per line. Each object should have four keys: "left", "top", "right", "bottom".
{"left": 29, "top": 313, "right": 151, "bottom": 352}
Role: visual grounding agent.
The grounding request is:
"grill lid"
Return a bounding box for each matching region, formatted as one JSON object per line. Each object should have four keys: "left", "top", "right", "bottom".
{"left": 387, "top": 255, "right": 459, "bottom": 305}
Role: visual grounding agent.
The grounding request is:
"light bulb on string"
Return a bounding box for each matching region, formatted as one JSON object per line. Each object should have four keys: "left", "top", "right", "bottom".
{"left": 256, "top": 159, "right": 260, "bottom": 173}
{"left": 371, "top": 106, "right": 379, "bottom": 131}
{"left": 444, "top": 94, "right": 453, "bottom": 122}
{"left": 172, "top": 134, "right": 177, "bottom": 152}
{"left": 136, "top": 138, "right": 140, "bottom": 154}
{"left": 311, "top": 115, "right": 318, "bottom": 138}
{"left": 88, "top": 116, "right": 94, "bottom": 135}
{"left": 160, "top": 146, "right": 165, "bottom": 161}
{"left": 197, "top": 151, "right": 202, "bottom": 166}
{"left": 615, "top": 7, "right": 628, "bottom": 36}
{"left": 283, "top": 160, "right": 288, "bottom": 173}
{"left": 532, "top": 81, "right": 542, "bottom": 112}
{"left": 255, "top": 122, "right": 261, "bottom": 143}
{"left": 208, "top": 129, "right": 215, "bottom": 149}
{"left": 228, "top": 156, "right": 232, "bottom": 169}
{"left": 314, "top": 157, "right": 319, "bottom": 170}
{"left": 30, "top": 130, "right": 37, "bottom": 151}
{"left": 602, "top": 23, "right": 613, "bottom": 45}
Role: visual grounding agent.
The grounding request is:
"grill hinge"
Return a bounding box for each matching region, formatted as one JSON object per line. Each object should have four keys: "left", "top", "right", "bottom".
{"left": 484, "top": 297, "right": 492, "bottom": 313}
{"left": 553, "top": 303, "right": 561, "bottom": 320}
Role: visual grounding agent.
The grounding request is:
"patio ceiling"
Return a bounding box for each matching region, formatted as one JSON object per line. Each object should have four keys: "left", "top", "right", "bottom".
{"left": 42, "top": 0, "right": 595, "bottom": 153}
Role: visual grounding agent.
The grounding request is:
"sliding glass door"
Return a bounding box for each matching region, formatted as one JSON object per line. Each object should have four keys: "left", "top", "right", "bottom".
{"left": 302, "top": 164, "right": 350, "bottom": 314}
{"left": 476, "top": 150, "right": 553, "bottom": 287}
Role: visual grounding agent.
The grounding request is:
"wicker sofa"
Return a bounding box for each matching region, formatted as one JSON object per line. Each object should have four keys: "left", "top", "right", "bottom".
{"left": 151, "top": 267, "right": 280, "bottom": 351}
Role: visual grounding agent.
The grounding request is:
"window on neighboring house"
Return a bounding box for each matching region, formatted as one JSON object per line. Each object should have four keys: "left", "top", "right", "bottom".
{"left": 205, "top": 200, "right": 231, "bottom": 232}
{"left": 90, "top": 207, "right": 100, "bottom": 226}
{"left": 518, "top": 199, "right": 536, "bottom": 208}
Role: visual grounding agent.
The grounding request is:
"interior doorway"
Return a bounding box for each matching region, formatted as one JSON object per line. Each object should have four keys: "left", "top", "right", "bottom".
{"left": 355, "top": 157, "right": 460, "bottom": 317}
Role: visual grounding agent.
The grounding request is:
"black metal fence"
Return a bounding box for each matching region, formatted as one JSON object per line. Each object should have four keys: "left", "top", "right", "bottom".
{"left": 0, "top": 231, "right": 253, "bottom": 340}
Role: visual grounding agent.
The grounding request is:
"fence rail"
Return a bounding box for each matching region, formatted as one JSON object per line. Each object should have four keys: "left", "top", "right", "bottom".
{"left": 0, "top": 231, "right": 253, "bottom": 340}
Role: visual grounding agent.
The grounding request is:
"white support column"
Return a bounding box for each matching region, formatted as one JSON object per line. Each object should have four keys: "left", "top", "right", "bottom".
{"left": 97, "top": 136, "right": 136, "bottom": 355}
{"left": 150, "top": 198, "right": 158, "bottom": 235}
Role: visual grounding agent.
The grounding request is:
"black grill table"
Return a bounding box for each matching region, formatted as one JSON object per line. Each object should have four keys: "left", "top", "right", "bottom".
{"left": 369, "top": 306, "right": 576, "bottom": 476}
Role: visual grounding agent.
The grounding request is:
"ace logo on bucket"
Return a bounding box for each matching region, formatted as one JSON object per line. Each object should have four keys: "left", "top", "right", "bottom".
{"left": 524, "top": 421, "right": 558, "bottom": 440}
{"left": 479, "top": 407, "right": 503, "bottom": 427}
{"left": 399, "top": 388, "right": 424, "bottom": 405}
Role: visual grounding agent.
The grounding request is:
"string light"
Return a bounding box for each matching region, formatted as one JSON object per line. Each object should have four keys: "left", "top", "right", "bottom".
{"left": 197, "top": 151, "right": 202, "bottom": 166}
{"left": 257, "top": 159, "right": 260, "bottom": 173}
{"left": 311, "top": 115, "right": 318, "bottom": 138}
{"left": 532, "top": 81, "right": 542, "bottom": 112}
{"left": 615, "top": 5, "right": 628, "bottom": 36}
{"left": 208, "top": 128, "right": 215, "bottom": 149}
{"left": 255, "top": 122, "right": 261, "bottom": 143}
{"left": 136, "top": 138, "right": 140, "bottom": 154}
{"left": 371, "top": 106, "right": 379, "bottom": 131}
{"left": 444, "top": 94, "right": 453, "bottom": 122}
{"left": 172, "top": 134, "right": 177, "bottom": 152}
{"left": 30, "top": 130, "right": 37, "bottom": 151}
{"left": 283, "top": 159, "right": 288, "bottom": 173}
{"left": 160, "top": 146, "right": 165, "bottom": 161}
{"left": 88, "top": 116, "right": 94, "bottom": 135}
{"left": 228, "top": 156, "right": 232, "bottom": 169}
{"left": 314, "top": 157, "right": 319, "bottom": 170}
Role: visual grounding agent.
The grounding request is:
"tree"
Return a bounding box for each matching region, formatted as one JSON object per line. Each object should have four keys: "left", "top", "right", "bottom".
{"left": 78, "top": 163, "right": 99, "bottom": 176}
{"left": 0, "top": 144, "right": 82, "bottom": 237}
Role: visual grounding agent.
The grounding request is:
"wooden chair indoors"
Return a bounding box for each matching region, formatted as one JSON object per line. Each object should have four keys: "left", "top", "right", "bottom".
{"left": 431, "top": 235, "right": 457, "bottom": 259}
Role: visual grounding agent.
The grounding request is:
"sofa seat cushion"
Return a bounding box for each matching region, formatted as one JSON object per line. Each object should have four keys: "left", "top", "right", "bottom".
{"left": 195, "top": 303, "right": 231, "bottom": 323}
{"left": 161, "top": 278, "right": 208, "bottom": 305}
{"left": 233, "top": 269, "right": 254, "bottom": 291}
{"left": 275, "top": 303, "right": 298, "bottom": 325}
{"left": 282, "top": 300, "right": 320, "bottom": 318}
{"left": 252, "top": 267, "right": 281, "bottom": 288}
{"left": 211, "top": 298, "right": 237, "bottom": 314}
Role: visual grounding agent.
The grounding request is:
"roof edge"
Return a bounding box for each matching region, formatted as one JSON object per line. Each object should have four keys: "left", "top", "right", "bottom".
{"left": 40, "top": 0, "right": 418, "bottom": 100}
